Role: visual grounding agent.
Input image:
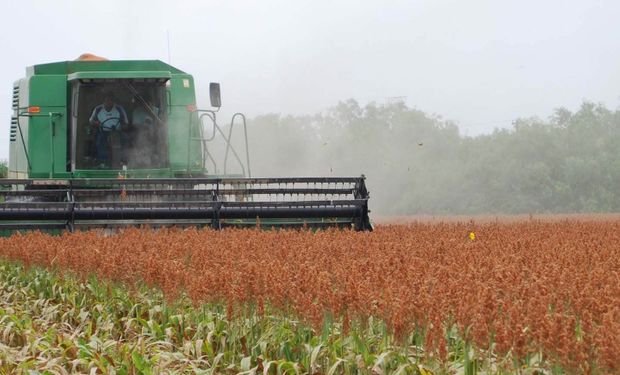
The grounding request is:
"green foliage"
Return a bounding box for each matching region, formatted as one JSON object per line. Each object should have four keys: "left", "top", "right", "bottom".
{"left": 0, "top": 260, "right": 558, "bottom": 373}
{"left": 247, "top": 100, "right": 620, "bottom": 214}
{"left": 0, "top": 160, "right": 7, "bottom": 179}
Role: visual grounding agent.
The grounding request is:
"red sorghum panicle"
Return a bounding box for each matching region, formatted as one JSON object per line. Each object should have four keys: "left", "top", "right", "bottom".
{"left": 0, "top": 218, "right": 617, "bottom": 371}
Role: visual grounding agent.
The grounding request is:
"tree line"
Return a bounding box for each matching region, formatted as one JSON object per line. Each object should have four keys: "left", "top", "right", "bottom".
{"left": 246, "top": 100, "right": 620, "bottom": 215}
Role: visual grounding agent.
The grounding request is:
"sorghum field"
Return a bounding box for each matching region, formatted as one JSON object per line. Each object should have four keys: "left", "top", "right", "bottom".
{"left": 0, "top": 219, "right": 619, "bottom": 374}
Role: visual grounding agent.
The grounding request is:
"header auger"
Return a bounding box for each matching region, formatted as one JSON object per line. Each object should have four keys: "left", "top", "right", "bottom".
{"left": 3, "top": 56, "right": 371, "bottom": 233}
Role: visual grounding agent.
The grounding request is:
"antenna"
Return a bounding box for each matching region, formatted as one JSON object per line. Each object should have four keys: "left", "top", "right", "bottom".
{"left": 166, "top": 30, "right": 171, "bottom": 64}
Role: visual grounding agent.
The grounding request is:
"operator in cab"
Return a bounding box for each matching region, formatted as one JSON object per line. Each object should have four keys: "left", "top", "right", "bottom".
{"left": 89, "top": 92, "right": 129, "bottom": 168}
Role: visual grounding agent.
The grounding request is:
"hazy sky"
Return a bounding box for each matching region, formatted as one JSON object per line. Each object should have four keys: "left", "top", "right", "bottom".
{"left": 1, "top": 0, "right": 619, "bottom": 158}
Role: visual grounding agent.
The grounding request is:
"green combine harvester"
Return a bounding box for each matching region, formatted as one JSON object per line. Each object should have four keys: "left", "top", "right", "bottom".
{"left": 1, "top": 57, "right": 371, "bottom": 233}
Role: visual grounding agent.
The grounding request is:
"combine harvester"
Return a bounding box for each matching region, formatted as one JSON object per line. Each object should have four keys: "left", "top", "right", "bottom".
{"left": 1, "top": 55, "right": 372, "bottom": 233}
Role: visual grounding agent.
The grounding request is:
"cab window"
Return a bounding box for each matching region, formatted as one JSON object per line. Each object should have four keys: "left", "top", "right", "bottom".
{"left": 71, "top": 79, "right": 168, "bottom": 170}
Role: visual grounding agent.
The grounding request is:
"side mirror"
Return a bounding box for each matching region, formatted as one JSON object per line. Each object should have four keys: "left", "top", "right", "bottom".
{"left": 209, "top": 82, "right": 221, "bottom": 108}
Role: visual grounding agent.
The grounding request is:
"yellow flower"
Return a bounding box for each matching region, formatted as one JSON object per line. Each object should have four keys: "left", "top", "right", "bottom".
{"left": 469, "top": 232, "right": 476, "bottom": 241}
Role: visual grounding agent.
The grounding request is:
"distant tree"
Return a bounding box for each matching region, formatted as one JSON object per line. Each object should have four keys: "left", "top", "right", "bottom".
{"left": 0, "top": 161, "right": 7, "bottom": 179}
{"left": 246, "top": 100, "right": 620, "bottom": 215}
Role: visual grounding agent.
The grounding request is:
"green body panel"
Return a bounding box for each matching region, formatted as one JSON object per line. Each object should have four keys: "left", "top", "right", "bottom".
{"left": 166, "top": 75, "right": 203, "bottom": 172}
{"left": 27, "top": 75, "right": 67, "bottom": 178}
{"left": 9, "top": 79, "right": 30, "bottom": 179}
{"left": 11, "top": 60, "right": 205, "bottom": 179}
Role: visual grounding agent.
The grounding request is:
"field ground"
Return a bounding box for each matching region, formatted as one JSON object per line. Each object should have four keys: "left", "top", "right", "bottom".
{"left": 0, "top": 216, "right": 618, "bottom": 374}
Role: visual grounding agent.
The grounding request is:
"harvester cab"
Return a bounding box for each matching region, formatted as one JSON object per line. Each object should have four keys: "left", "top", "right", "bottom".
{"left": 73, "top": 79, "right": 169, "bottom": 170}
{"left": 2, "top": 58, "right": 372, "bottom": 233}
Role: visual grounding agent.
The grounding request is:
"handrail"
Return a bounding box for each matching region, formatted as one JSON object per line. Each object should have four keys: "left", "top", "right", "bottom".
{"left": 199, "top": 112, "right": 217, "bottom": 141}
{"left": 192, "top": 109, "right": 250, "bottom": 177}
{"left": 223, "top": 113, "right": 251, "bottom": 177}
{"left": 212, "top": 120, "right": 246, "bottom": 177}
{"left": 197, "top": 111, "right": 218, "bottom": 173}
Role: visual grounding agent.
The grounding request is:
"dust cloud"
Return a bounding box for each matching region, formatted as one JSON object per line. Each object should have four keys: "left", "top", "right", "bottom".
{"left": 217, "top": 99, "right": 620, "bottom": 216}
